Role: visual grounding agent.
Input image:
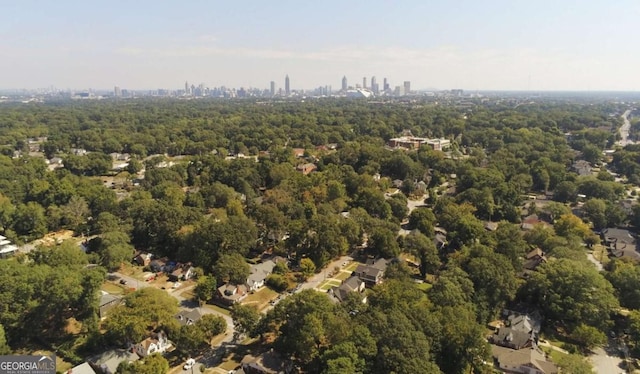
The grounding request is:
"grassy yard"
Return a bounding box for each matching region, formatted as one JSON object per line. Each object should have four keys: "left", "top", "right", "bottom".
{"left": 118, "top": 263, "right": 146, "bottom": 280}
{"left": 415, "top": 282, "right": 432, "bottom": 291}
{"left": 344, "top": 262, "right": 360, "bottom": 272}
{"left": 318, "top": 279, "right": 341, "bottom": 291}
{"left": 101, "top": 282, "right": 125, "bottom": 294}
{"left": 334, "top": 271, "right": 352, "bottom": 281}
{"left": 591, "top": 244, "right": 610, "bottom": 267}
{"left": 203, "top": 304, "right": 231, "bottom": 317}
{"left": 242, "top": 288, "right": 279, "bottom": 311}
{"left": 541, "top": 346, "right": 568, "bottom": 363}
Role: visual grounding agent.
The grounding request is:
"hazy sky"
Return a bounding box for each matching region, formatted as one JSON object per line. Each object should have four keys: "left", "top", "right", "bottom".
{"left": 1, "top": 0, "right": 639, "bottom": 91}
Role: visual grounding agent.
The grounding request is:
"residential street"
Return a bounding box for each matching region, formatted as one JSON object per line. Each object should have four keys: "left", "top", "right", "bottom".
{"left": 618, "top": 109, "right": 633, "bottom": 147}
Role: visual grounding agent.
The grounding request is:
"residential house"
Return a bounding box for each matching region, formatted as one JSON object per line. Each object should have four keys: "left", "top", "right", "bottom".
{"left": 133, "top": 252, "right": 152, "bottom": 267}
{"left": 522, "top": 248, "right": 547, "bottom": 275}
{"left": 521, "top": 214, "right": 551, "bottom": 231}
{"left": 175, "top": 308, "right": 203, "bottom": 326}
{"left": 149, "top": 258, "right": 168, "bottom": 273}
{"left": 247, "top": 260, "right": 276, "bottom": 291}
{"left": 239, "top": 351, "right": 293, "bottom": 374}
{"left": 133, "top": 331, "right": 172, "bottom": 358}
{"left": 0, "top": 238, "right": 18, "bottom": 259}
{"left": 329, "top": 276, "right": 366, "bottom": 303}
{"left": 217, "top": 283, "right": 248, "bottom": 305}
{"left": 292, "top": 148, "right": 305, "bottom": 158}
{"left": 434, "top": 227, "right": 447, "bottom": 250}
{"left": 168, "top": 263, "right": 195, "bottom": 282}
{"left": 490, "top": 327, "right": 534, "bottom": 350}
{"left": 88, "top": 349, "right": 139, "bottom": 374}
{"left": 572, "top": 160, "right": 592, "bottom": 176}
{"left": 66, "top": 362, "right": 97, "bottom": 374}
{"left": 353, "top": 258, "right": 388, "bottom": 287}
{"left": 296, "top": 163, "right": 317, "bottom": 175}
{"left": 491, "top": 345, "right": 558, "bottom": 374}
{"left": 602, "top": 228, "right": 640, "bottom": 261}
{"left": 99, "top": 292, "right": 123, "bottom": 319}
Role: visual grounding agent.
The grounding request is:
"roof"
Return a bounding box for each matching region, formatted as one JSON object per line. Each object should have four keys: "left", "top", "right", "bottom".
{"left": 66, "top": 362, "right": 97, "bottom": 374}
{"left": 331, "top": 276, "right": 365, "bottom": 302}
{"left": 508, "top": 314, "right": 541, "bottom": 334}
{"left": 176, "top": 308, "right": 204, "bottom": 326}
{"left": 99, "top": 293, "right": 121, "bottom": 307}
{"left": 89, "top": 349, "right": 139, "bottom": 374}
{"left": 247, "top": 260, "right": 276, "bottom": 286}
{"left": 490, "top": 327, "right": 533, "bottom": 349}
{"left": 492, "top": 345, "right": 558, "bottom": 374}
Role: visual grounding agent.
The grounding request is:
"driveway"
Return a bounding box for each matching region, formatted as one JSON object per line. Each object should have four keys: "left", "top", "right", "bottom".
{"left": 109, "top": 271, "right": 149, "bottom": 290}
{"left": 590, "top": 341, "right": 626, "bottom": 374}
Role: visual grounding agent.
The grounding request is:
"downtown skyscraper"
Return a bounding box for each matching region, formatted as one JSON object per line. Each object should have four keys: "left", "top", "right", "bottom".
{"left": 285, "top": 75, "right": 290, "bottom": 96}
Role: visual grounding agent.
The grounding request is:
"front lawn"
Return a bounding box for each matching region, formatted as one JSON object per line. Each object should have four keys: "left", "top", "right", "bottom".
{"left": 334, "top": 271, "right": 352, "bottom": 281}
{"left": 241, "top": 288, "right": 279, "bottom": 311}
{"left": 101, "top": 282, "right": 125, "bottom": 295}
{"left": 344, "top": 262, "right": 360, "bottom": 272}
{"left": 318, "top": 279, "right": 341, "bottom": 291}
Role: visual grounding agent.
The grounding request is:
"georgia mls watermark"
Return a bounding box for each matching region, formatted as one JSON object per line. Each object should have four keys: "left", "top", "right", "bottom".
{"left": 0, "top": 355, "right": 56, "bottom": 374}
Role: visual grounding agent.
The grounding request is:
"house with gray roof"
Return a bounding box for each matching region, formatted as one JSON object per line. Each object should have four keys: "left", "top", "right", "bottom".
{"left": 491, "top": 345, "right": 558, "bottom": 374}
{"left": 602, "top": 228, "right": 640, "bottom": 261}
{"left": 247, "top": 260, "right": 276, "bottom": 291}
{"left": 176, "top": 308, "right": 204, "bottom": 326}
{"left": 88, "top": 349, "right": 139, "bottom": 374}
{"left": 353, "top": 258, "right": 388, "bottom": 287}
{"left": 329, "top": 276, "right": 366, "bottom": 303}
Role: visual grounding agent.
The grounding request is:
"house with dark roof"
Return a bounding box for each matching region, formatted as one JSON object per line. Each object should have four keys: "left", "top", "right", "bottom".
{"left": 353, "top": 258, "right": 388, "bottom": 287}
{"left": 522, "top": 248, "right": 547, "bottom": 276}
{"left": 329, "top": 276, "right": 366, "bottom": 303}
{"left": 490, "top": 327, "right": 534, "bottom": 350}
{"left": 99, "top": 292, "right": 123, "bottom": 319}
{"left": 602, "top": 228, "right": 640, "bottom": 261}
{"left": 572, "top": 160, "right": 592, "bottom": 176}
{"left": 296, "top": 163, "right": 317, "bottom": 175}
{"left": 175, "top": 308, "right": 203, "bottom": 326}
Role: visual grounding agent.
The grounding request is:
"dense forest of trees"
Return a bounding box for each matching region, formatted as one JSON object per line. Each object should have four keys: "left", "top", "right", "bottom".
{"left": 1, "top": 97, "right": 639, "bottom": 373}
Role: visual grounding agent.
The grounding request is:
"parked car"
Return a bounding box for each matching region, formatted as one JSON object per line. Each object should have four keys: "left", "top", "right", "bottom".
{"left": 119, "top": 279, "right": 127, "bottom": 285}
{"left": 183, "top": 358, "right": 196, "bottom": 370}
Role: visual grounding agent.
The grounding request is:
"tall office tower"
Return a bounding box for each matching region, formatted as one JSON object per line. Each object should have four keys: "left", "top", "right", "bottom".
{"left": 184, "top": 81, "right": 190, "bottom": 95}
{"left": 371, "top": 76, "right": 378, "bottom": 95}
{"left": 114, "top": 86, "right": 121, "bottom": 97}
{"left": 342, "top": 76, "right": 347, "bottom": 91}
{"left": 383, "top": 78, "right": 389, "bottom": 91}
{"left": 404, "top": 81, "right": 411, "bottom": 95}
{"left": 363, "top": 77, "right": 367, "bottom": 89}
{"left": 285, "top": 75, "right": 290, "bottom": 96}
{"left": 270, "top": 81, "right": 275, "bottom": 96}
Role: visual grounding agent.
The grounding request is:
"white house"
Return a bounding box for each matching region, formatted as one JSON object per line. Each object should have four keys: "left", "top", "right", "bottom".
{"left": 134, "top": 332, "right": 172, "bottom": 357}
{"left": 246, "top": 260, "right": 276, "bottom": 291}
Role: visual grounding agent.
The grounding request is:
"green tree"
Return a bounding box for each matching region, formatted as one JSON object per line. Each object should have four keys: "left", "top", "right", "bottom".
{"left": 104, "top": 288, "right": 178, "bottom": 344}
{"left": 194, "top": 275, "right": 217, "bottom": 303}
{"left": 522, "top": 259, "right": 619, "bottom": 330}
{"left": 368, "top": 227, "right": 400, "bottom": 258}
{"left": 214, "top": 253, "right": 250, "bottom": 285}
{"left": 299, "top": 258, "right": 316, "bottom": 278}
{"left": 196, "top": 314, "right": 226, "bottom": 340}
{"left": 408, "top": 208, "right": 436, "bottom": 237}
{"left": 605, "top": 260, "right": 640, "bottom": 309}
{"left": 571, "top": 324, "right": 607, "bottom": 352}
{"left": 117, "top": 353, "right": 169, "bottom": 374}
{"left": 231, "top": 304, "right": 261, "bottom": 339}
{"left": 401, "top": 231, "right": 441, "bottom": 277}
{"left": 555, "top": 354, "right": 594, "bottom": 374}
{"left": 582, "top": 198, "right": 607, "bottom": 230}
{"left": 0, "top": 323, "right": 10, "bottom": 355}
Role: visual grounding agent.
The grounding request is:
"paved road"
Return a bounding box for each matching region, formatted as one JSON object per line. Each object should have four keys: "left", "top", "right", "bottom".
{"left": 110, "top": 271, "right": 149, "bottom": 290}
{"left": 618, "top": 109, "right": 633, "bottom": 147}
{"left": 590, "top": 344, "right": 625, "bottom": 374}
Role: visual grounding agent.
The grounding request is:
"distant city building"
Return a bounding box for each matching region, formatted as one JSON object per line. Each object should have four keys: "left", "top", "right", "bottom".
{"left": 285, "top": 75, "right": 290, "bottom": 96}
{"left": 403, "top": 81, "right": 411, "bottom": 95}
{"left": 371, "top": 76, "right": 379, "bottom": 95}
{"left": 270, "top": 81, "right": 275, "bottom": 96}
{"left": 114, "top": 86, "right": 121, "bottom": 97}
{"left": 383, "top": 78, "right": 389, "bottom": 91}
{"left": 341, "top": 76, "right": 347, "bottom": 91}
{"left": 184, "top": 81, "right": 190, "bottom": 95}
{"left": 362, "top": 77, "right": 367, "bottom": 89}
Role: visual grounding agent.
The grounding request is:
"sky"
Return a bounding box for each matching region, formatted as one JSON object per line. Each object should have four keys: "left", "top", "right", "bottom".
{"left": 1, "top": 0, "right": 639, "bottom": 91}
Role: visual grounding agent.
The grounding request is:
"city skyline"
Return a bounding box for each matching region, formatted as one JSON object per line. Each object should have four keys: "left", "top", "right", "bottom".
{"left": 2, "top": 1, "right": 640, "bottom": 91}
